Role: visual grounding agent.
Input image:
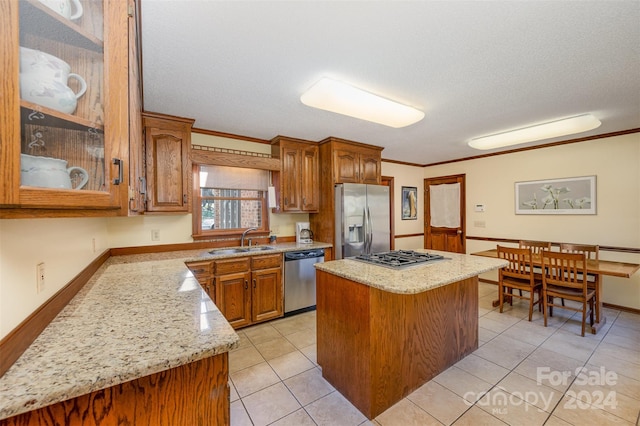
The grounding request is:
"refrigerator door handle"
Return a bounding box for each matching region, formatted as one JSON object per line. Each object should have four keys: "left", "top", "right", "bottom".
{"left": 367, "top": 206, "right": 374, "bottom": 253}
{"left": 363, "top": 208, "right": 369, "bottom": 254}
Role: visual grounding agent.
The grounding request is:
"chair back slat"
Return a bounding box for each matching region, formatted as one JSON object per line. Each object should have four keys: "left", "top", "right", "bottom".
{"left": 519, "top": 240, "right": 551, "bottom": 254}
{"left": 497, "top": 245, "right": 533, "bottom": 281}
{"left": 542, "top": 250, "right": 588, "bottom": 293}
{"left": 560, "top": 243, "right": 599, "bottom": 260}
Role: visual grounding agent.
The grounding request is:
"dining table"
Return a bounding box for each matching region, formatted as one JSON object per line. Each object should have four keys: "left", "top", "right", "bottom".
{"left": 471, "top": 248, "right": 640, "bottom": 334}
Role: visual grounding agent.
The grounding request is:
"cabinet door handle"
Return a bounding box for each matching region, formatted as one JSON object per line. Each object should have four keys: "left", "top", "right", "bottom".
{"left": 183, "top": 194, "right": 187, "bottom": 204}
{"left": 112, "top": 158, "right": 123, "bottom": 185}
{"left": 253, "top": 279, "right": 256, "bottom": 289}
{"left": 244, "top": 280, "right": 248, "bottom": 290}
{"left": 302, "top": 197, "right": 306, "bottom": 206}
{"left": 284, "top": 197, "right": 288, "bottom": 206}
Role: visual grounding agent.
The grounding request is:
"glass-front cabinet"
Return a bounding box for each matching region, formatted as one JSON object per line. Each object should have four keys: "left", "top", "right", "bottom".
{"left": 0, "top": 0, "right": 132, "bottom": 214}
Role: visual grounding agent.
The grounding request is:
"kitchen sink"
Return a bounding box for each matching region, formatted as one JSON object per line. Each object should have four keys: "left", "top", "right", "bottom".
{"left": 208, "top": 246, "right": 275, "bottom": 255}
{"left": 246, "top": 246, "right": 274, "bottom": 251}
{"left": 208, "top": 248, "right": 247, "bottom": 255}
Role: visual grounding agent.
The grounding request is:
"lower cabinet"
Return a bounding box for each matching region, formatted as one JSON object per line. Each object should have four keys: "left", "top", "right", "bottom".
{"left": 0, "top": 354, "right": 230, "bottom": 426}
{"left": 187, "top": 254, "right": 283, "bottom": 329}
{"left": 250, "top": 255, "right": 284, "bottom": 324}
{"left": 185, "top": 260, "right": 216, "bottom": 302}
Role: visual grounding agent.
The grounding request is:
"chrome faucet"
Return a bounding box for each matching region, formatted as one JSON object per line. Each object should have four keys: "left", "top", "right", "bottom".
{"left": 241, "top": 227, "right": 258, "bottom": 247}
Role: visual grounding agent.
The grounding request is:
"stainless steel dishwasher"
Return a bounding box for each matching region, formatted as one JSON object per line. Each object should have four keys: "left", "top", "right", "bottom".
{"left": 284, "top": 248, "right": 325, "bottom": 315}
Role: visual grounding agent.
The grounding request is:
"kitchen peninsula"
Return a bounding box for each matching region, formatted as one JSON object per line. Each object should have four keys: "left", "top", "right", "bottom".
{"left": 0, "top": 252, "right": 238, "bottom": 425}
{"left": 314, "top": 250, "right": 507, "bottom": 419}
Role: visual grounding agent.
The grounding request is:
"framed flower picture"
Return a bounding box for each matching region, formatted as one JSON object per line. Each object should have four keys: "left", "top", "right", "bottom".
{"left": 515, "top": 176, "right": 596, "bottom": 215}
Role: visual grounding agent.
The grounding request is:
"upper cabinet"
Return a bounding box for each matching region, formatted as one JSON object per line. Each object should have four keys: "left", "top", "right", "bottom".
{"left": 321, "top": 137, "right": 383, "bottom": 185}
{"left": 310, "top": 137, "right": 383, "bottom": 250}
{"left": 0, "top": 0, "right": 136, "bottom": 216}
{"left": 270, "top": 136, "right": 319, "bottom": 213}
{"left": 142, "top": 112, "right": 194, "bottom": 213}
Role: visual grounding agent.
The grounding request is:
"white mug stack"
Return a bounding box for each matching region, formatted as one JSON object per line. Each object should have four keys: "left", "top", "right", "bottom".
{"left": 19, "top": 47, "right": 87, "bottom": 115}
{"left": 37, "top": 0, "right": 83, "bottom": 21}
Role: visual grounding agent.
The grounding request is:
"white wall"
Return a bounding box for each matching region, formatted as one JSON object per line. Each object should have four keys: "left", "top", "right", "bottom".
{"left": 382, "top": 162, "right": 425, "bottom": 250}
{"left": 422, "top": 133, "right": 640, "bottom": 309}
{"left": 0, "top": 217, "right": 109, "bottom": 338}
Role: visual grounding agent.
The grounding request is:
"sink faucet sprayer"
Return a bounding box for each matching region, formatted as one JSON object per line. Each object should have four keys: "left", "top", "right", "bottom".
{"left": 241, "top": 227, "right": 258, "bottom": 247}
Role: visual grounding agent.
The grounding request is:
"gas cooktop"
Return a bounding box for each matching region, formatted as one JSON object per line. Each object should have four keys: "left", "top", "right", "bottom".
{"left": 353, "top": 250, "right": 446, "bottom": 269}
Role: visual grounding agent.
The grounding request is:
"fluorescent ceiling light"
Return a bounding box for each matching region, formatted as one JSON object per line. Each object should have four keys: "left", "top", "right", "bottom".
{"left": 468, "top": 114, "right": 601, "bottom": 150}
{"left": 300, "top": 77, "right": 424, "bottom": 128}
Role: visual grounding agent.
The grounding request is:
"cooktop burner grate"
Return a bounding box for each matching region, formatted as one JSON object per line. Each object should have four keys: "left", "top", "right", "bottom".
{"left": 353, "top": 250, "right": 446, "bottom": 269}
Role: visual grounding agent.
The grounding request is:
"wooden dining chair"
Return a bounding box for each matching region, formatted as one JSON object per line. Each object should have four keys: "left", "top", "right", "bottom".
{"left": 519, "top": 240, "right": 552, "bottom": 254}
{"left": 560, "top": 243, "right": 601, "bottom": 287}
{"left": 541, "top": 250, "right": 595, "bottom": 336}
{"left": 497, "top": 245, "right": 542, "bottom": 321}
{"left": 517, "top": 240, "right": 551, "bottom": 298}
{"left": 560, "top": 243, "right": 600, "bottom": 321}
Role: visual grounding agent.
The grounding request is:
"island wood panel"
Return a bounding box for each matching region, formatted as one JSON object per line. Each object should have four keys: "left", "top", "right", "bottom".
{"left": 317, "top": 270, "right": 372, "bottom": 413}
{"left": 316, "top": 270, "right": 478, "bottom": 419}
{"left": 0, "top": 353, "right": 230, "bottom": 426}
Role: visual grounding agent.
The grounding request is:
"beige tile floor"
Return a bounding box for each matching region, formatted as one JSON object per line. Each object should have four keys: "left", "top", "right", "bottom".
{"left": 229, "top": 282, "right": 640, "bottom": 425}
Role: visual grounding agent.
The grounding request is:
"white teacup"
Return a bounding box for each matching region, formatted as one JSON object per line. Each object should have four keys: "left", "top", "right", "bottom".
{"left": 38, "top": 0, "right": 83, "bottom": 21}
{"left": 20, "top": 47, "right": 87, "bottom": 114}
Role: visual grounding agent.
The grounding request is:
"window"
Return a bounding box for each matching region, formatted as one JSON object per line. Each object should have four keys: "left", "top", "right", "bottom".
{"left": 193, "top": 165, "right": 269, "bottom": 239}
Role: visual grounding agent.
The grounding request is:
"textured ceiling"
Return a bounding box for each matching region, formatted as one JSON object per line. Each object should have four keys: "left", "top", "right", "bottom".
{"left": 140, "top": 0, "right": 640, "bottom": 165}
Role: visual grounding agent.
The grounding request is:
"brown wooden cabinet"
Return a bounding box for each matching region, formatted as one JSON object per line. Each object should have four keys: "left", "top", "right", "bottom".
{"left": 250, "top": 254, "right": 283, "bottom": 323}
{"left": 185, "top": 260, "right": 216, "bottom": 302}
{"left": 328, "top": 138, "right": 382, "bottom": 185}
{"left": 213, "top": 254, "right": 283, "bottom": 329}
{"left": 271, "top": 136, "right": 319, "bottom": 213}
{"left": 311, "top": 137, "right": 384, "bottom": 254}
{"left": 0, "top": 354, "right": 230, "bottom": 426}
{"left": 142, "top": 112, "right": 194, "bottom": 213}
{"left": 0, "top": 0, "right": 137, "bottom": 216}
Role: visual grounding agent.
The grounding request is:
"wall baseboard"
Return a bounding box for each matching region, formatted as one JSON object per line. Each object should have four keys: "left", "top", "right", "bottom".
{"left": 602, "top": 303, "right": 640, "bottom": 316}
{"left": 0, "top": 250, "right": 111, "bottom": 378}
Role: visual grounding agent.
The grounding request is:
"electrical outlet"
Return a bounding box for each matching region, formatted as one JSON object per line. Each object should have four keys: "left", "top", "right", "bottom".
{"left": 151, "top": 229, "right": 160, "bottom": 241}
{"left": 36, "top": 262, "right": 45, "bottom": 293}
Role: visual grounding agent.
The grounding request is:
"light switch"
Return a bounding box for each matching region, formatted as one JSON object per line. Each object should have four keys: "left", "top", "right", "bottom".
{"left": 474, "top": 204, "right": 485, "bottom": 212}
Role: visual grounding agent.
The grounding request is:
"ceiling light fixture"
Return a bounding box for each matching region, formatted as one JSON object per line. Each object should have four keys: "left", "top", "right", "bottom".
{"left": 300, "top": 77, "right": 424, "bottom": 128}
{"left": 468, "top": 114, "right": 601, "bottom": 150}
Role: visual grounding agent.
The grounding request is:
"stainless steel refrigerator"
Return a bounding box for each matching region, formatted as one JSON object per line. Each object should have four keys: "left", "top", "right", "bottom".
{"left": 334, "top": 183, "right": 390, "bottom": 259}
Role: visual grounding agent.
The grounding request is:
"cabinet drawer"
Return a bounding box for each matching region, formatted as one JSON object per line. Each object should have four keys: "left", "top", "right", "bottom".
{"left": 214, "top": 258, "right": 250, "bottom": 275}
{"left": 251, "top": 254, "right": 282, "bottom": 270}
{"left": 186, "top": 261, "right": 212, "bottom": 282}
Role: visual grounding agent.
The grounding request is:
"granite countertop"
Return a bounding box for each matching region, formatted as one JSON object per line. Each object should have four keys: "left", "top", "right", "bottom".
{"left": 0, "top": 241, "right": 332, "bottom": 420}
{"left": 315, "top": 249, "right": 508, "bottom": 294}
{"left": 0, "top": 254, "right": 238, "bottom": 421}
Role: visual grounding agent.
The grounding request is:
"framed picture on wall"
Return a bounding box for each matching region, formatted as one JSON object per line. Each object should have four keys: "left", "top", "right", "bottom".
{"left": 402, "top": 186, "right": 418, "bottom": 220}
{"left": 515, "top": 175, "right": 596, "bottom": 215}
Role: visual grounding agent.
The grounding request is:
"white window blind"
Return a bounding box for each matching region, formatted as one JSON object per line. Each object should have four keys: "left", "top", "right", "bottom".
{"left": 200, "top": 165, "right": 268, "bottom": 190}
{"left": 429, "top": 183, "right": 461, "bottom": 228}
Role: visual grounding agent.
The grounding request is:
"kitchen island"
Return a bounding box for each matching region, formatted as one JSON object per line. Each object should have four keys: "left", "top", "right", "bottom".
{"left": 314, "top": 250, "right": 507, "bottom": 419}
